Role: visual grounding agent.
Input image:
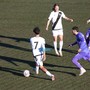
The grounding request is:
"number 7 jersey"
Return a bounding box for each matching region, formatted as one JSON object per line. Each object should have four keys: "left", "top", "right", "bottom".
{"left": 30, "top": 36, "right": 45, "bottom": 56}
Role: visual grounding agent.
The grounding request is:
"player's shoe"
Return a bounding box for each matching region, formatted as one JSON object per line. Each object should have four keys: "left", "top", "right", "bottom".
{"left": 79, "top": 68, "right": 86, "bottom": 76}
{"left": 51, "top": 75, "right": 55, "bottom": 81}
{"left": 59, "top": 51, "right": 63, "bottom": 57}
{"left": 55, "top": 51, "right": 59, "bottom": 56}
{"left": 33, "top": 68, "right": 39, "bottom": 74}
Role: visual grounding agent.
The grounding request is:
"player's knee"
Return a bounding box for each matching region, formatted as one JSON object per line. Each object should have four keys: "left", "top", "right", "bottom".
{"left": 40, "top": 65, "right": 44, "bottom": 70}
{"left": 72, "top": 57, "right": 80, "bottom": 65}
{"left": 72, "top": 59, "right": 75, "bottom": 63}
{"left": 72, "top": 58, "right": 77, "bottom": 63}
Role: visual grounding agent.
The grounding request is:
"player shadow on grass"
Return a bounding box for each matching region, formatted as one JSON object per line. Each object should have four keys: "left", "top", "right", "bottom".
{"left": 0, "top": 35, "right": 30, "bottom": 42}
{"left": 0, "top": 42, "right": 31, "bottom": 52}
{"left": 0, "top": 66, "right": 24, "bottom": 77}
{"left": 45, "top": 44, "right": 77, "bottom": 57}
{"left": 0, "top": 55, "right": 88, "bottom": 78}
{"left": 0, "top": 66, "right": 52, "bottom": 81}
{"left": 0, "top": 55, "right": 53, "bottom": 80}
{"left": 0, "top": 35, "right": 32, "bottom": 52}
{"left": 0, "top": 55, "right": 90, "bottom": 80}
{"left": 0, "top": 55, "right": 35, "bottom": 67}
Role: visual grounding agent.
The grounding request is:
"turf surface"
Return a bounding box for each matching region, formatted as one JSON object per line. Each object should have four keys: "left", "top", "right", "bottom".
{"left": 0, "top": 0, "right": 90, "bottom": 90}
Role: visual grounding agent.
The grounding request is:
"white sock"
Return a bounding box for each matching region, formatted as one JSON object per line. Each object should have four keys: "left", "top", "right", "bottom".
{"left": 46, "top": 71, "right": 53, "bottom": 77}
{"left": 59, "top": 41, "right": 63, "bottom": 52}
{"left": 80, "top": 67, "right": 85, "bottom": 71}
{"left": 53, "top": 41, "right": 57, "bottom": 52}
{"left": 36, "top": 66, "right": 39, "bottom": 74}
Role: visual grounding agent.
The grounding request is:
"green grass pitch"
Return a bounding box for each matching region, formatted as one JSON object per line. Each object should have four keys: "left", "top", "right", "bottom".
{"left": 0, "top": 0, "right": 90, "bottom": 90}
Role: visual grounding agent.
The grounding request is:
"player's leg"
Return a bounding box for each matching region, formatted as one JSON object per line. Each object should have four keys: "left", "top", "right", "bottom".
{"left": 34, "top": 56, "right": 40, "bottom": 74}
{"left": 36, "top": 63, "right": 39, "bottom": 74}
{"left": 88, "top": 41, "right": 90, "bottom": 50}
{"left": 72, "top": 53, "right": 86, "bottom": 76}
{"left": 85, "top": 52, "right": 90, "bottom": 62}
{"left": 52, "top": 30, "right": 59, "bottom": 56}
{"left": 40, "top": 65, "right": 55, "bottom": 81}
{"left": 58, "top": 30, "right": 63, "bottom": 56}
{"left": 59, "top": 35, "right": 63, "bottom": 56}
{"left": 53, "top": 36, "right": 59, "bottom": 56}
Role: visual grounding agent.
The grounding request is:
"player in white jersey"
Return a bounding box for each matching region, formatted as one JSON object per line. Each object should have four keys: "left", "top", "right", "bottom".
{"left": 30, "top": 27, "right": 55, "bottom": 81}
{"left": 46, "top": 3, "right": 73, "bottom": 56}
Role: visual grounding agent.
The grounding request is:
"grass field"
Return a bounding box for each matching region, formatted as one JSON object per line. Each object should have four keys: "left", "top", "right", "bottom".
{"left": 0, "top": 0, "right": 90, "bottom": 90}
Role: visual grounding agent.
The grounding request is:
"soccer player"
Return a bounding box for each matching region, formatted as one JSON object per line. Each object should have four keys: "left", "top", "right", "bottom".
{"left": 85, "top": 28, "right": 90, "bottom": 50}
{"left": 46, "top": 3, "right": 73, "bottom": 56}
{"left": 30, "top": 27, "right": 55, "bottom": 81}
{"left": 69, "top": 26, "right": 90, "bottom": 76}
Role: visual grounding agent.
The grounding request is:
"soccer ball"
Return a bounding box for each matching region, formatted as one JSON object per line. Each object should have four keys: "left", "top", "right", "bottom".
{"left": 23, "top": 70, "right": 30, "bottom": 77}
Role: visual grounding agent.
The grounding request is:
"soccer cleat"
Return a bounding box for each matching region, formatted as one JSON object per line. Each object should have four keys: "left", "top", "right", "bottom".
{"left": 33, "top": 68, "right": 39, "bottom": 74}
{"left": 79, "top": 68, "right": 86, "bottom": 76}
{"left": 59, "top": 51, "right": 63, "bottom": 57}
{"left": 51, "top": 75, "right": 55, "bottom": 81}
{"left": 55, "top": 51, "right": 59, "bottom": 56}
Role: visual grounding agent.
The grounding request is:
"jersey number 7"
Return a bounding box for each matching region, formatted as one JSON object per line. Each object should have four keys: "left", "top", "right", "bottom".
{"left": 34, "top": 42, "right": 38, "bottom": 49}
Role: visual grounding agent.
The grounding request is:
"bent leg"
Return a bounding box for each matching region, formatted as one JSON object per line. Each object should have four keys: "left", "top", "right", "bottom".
{"left": 72, "top": 53, "right": 86, "bottom": 76}
{"left": 40, "top": 65, "right": 55, "bottom": 81}
{"left": 59, "top": 35, "right": 63, "bottom": 56}
{"left": 72, "top": 53, "right": 83, "bottom": 68}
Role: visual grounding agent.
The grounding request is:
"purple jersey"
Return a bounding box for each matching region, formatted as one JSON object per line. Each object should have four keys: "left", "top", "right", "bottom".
{"left": 72, "top": 32, "right": 89, "bottom": 53}
{"left": 72, "top": 32, "right": 90, "bottom": 69}
{"left": 85, "top": 28, "right": 90, "bottom": 46}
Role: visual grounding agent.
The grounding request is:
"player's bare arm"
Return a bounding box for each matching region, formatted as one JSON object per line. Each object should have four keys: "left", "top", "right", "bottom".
{"left": 43, "top": 52, "right": 46, "bottom": 61}
{"left": 64, "top": 16, "right": 73, "bottom": 22}
{"left": 46, "top": 19, "right": 51, "bottom": 31}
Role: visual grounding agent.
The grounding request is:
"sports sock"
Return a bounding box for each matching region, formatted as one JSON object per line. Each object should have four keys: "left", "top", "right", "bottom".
{"left": 36, "top": 66, "right": 39, "bottom": 74}
{"left": 54, "top": 41, "right": 57, "bottom": 52}
{"left": 59, "top": 41, "right": 63, "bottom": 52}
{"left": 46, "top": 71, "right": 53, "bottom": 77}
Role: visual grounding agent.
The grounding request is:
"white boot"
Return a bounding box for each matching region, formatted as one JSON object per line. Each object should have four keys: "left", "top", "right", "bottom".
{"left": 59, "top": 50, "right": 63, "bottom": 57}
{"left": 55, "top": 50, "right": 59, "bottom": 56}
{"left": 79, "top": 67, "right": 86, "bottom": 76}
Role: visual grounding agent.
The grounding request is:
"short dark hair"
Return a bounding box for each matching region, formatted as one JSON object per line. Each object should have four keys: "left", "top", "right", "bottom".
{"left": 52, "top": 3, "right": 59, "bottom": 11}
{"left": 33, "top": 27, "right": 40, "bottom": 34}
{"left": 72, "top": 26, "right": 79, "bottom": 32}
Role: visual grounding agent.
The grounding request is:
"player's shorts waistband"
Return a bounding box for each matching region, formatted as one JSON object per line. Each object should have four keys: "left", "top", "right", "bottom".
{"left": 52, "top": 29, "right": 62, "bottom": 31}
{"left": 33, "top": 54, "right": 43, "bottom": 58}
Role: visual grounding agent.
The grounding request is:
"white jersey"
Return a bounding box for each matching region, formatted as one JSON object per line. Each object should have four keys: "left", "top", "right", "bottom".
{"left": 30, "top": 36, "right": 45, "bottom": 56}
{"left": 48, "top": 10, "right": 66, "bottom": 30}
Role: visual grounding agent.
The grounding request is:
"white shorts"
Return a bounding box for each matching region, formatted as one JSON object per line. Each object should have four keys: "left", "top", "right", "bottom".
{"left": 34, "top": 55, "right": 43, "bottom": 66}
{"left": 52, "top": 29, "right": 63, "bottom": 36}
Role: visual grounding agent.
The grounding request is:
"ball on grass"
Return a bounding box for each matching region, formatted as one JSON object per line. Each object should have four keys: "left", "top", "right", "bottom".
{"left": 23, "top": 70, "right": 30, "bottom": 77}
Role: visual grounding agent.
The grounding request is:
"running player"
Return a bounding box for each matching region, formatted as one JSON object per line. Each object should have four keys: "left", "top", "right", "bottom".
{"left": 46, "top": 3, "right": 73, "bottom": 56}
{"left": 30, "top": 27, "right": 55, "bottom": 81}
{"left": 69, "top": 26, "right": 90, "bottom": 76}
{"left": 85, "top": 28, "right": 90, "bottom": 50}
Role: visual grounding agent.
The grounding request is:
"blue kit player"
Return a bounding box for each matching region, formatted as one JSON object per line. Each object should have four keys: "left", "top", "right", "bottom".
{"left": 69, "top": 26, "right": 90, "bottom": 76}
{"left": 85, "top": 28, "right": 90, "bottom": 50}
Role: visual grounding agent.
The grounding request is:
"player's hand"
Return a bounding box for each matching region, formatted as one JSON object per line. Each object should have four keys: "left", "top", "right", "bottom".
{"left": 46, "top": 27, "right": 48, "bottom": 31}
{"left": 68, "top": 44, "right": 72, "bottom": 47}
{"left": 43, "top": 53, "right": 46, "bottom": 61}
{"left": 78, "top": 49, "right": 81, "bottom": 53}
{"left": 43, "top": 56, "right": 46, "bottom": 61}
{"left": 87, "top": 19, "right": 90, "bottom": 24}
{"left": 70, "top": 19, "right": 73, "bottom": 22}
